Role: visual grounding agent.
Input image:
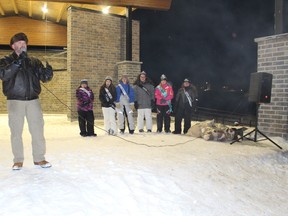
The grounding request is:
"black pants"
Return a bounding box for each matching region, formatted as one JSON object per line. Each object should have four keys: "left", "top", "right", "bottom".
{"left": 78, "top": 110, "right": 95, "bottom": 135}
{"left": 156, "top": 105, "right": 171, "bottom": 132}
{"left": 174, "top": 108, "right": 192, "bottom": 134}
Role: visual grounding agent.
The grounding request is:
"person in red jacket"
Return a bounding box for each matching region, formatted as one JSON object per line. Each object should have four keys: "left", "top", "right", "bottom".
{"left": 154, "top": 74, "right": 174, "bottom": 133}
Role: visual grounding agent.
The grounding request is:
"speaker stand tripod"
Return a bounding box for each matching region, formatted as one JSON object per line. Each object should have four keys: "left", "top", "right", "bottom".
{"left": 230, "top": 103, "right": 282, "bottom": 149}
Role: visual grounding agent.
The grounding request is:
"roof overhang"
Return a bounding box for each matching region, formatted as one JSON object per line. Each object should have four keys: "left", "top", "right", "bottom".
{"left": 29, "top": 0, "right": 172, "bottom": 11}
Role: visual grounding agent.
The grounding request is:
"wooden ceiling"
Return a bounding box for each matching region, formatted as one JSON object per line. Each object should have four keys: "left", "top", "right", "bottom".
{"left": 0, "top": 0, "right": 172, "bottom": 25}
{"left": 0, "top": 0, "right": 171, "bottom": 46}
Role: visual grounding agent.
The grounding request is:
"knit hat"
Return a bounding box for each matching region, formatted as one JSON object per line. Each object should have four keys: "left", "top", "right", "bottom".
{"left": 105, "top": 76, "right": 113, "bottom": 82}
{"left": 160, "top": 74, "right": 167, "bottom": 80}
{"left": 140, "top": 71, "right": 146, "bottom": 76}
{"left": 80, "top": 79, "right": 88, "bottom": 85}
{"left": 10, "top": 32, "right": 28, "bottom": 46}
{"left": 184, "top": 78, "right": 190, "bottom": 82}
{"left": 121, "top": 75, "right": 129, "bottom": 83}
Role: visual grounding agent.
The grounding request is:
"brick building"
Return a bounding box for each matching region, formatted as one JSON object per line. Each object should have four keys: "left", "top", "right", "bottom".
{"left": 255, "top": 33, "right": 288, "bottom": 140}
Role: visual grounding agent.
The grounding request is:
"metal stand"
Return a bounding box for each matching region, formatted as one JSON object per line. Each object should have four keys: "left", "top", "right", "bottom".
{"left": 230, "top": 103, "right": 282, "bottom": 149}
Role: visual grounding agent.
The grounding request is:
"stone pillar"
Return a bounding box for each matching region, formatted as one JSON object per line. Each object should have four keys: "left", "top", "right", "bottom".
{"left": 255, "top": 33, "right": 288, "bottom": 140}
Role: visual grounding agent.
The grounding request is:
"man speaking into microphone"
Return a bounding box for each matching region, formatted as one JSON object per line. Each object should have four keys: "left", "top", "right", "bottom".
{"left": 0, "top": 32, "right": 53, "bottom": 170}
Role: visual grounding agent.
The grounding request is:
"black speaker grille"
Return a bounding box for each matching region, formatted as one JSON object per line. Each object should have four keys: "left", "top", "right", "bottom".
{"left": 248, "top": 72, "right": 273, "bottom": 103}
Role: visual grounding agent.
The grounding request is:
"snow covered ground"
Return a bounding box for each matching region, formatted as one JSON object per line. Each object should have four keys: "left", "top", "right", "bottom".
{"left": 0, "top": 114, "right": 287, "bottom": 216}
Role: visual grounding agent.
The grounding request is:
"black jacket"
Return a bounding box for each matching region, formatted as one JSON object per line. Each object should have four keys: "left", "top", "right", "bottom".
{"left": 99, "top": 84, "right": 117, "bottom": 108}
{"left": 174, "top": 85, "right": 198, "bottom": 112}
{"left": 0, "top": 52, "right": 53, "bottom": 100}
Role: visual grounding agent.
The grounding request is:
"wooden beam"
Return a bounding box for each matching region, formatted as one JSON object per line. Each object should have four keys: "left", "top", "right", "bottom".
{"left": 0, "top": 4, "right": 5, "bottom": 16}
{"left": 29, "top": 0, "right": 172, "bottom": 10}
{"left": 11, "top": 0, "right": 19, "bottom": 14}
{"left": 57, "top": 3, "right": 68, "bottom": 23}
{"left": 28, "top": 1, "right": 33, "bottom": 17}
{"left": 118, "top": 8, "right": 126, "bottom": 15}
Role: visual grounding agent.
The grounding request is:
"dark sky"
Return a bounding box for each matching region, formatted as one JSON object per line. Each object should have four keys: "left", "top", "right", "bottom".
{"left": 133, "top": 0, "right": 275, "bottom": 91}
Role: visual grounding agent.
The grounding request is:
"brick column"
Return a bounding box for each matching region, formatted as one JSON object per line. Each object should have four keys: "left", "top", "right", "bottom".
{"left": 255, "top": 33, "right": 288, "bottom": 140}
{"left": 67, "top": 7, "right": 140, "bottom": 121}
{"left": 116, "top": 60, "right": 142, "bottom": 82}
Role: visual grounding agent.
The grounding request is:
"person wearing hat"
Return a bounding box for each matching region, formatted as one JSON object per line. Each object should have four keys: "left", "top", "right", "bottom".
{"left": 76, "top": 79, "right": 97, "bottom": 137}
{"left": 133, "top": 71, "right": 155, "bottom": 133}
{"left": 173, "top": 78, "right": 198, "bottom": 134}
{"left": 0, "top": 32, "right": 53, "bottom": 170}
{"left": 155, "top": 74, "right": 174, "bottom": 133}
{"left": 99, "top": 76, "right": 117, "bottom": 135}
{"left": 115, "top": 75, "right": 135, "bottom": 134}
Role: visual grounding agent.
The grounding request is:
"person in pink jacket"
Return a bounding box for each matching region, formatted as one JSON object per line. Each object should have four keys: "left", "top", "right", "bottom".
{"left": 154, "top": 74, "right": 174, "bottom": 133}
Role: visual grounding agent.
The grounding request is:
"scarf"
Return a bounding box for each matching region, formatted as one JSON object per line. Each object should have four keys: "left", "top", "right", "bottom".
{"left": 157, "top": 85, "right": 172, "bottom": 113}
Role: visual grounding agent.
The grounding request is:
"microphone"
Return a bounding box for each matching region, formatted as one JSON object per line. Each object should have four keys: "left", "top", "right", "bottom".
{"left": 19, "top": 47, "right": 28, "bottom": 59}
{"left": 20, "top": 47, "right": 27, "bottom": 53}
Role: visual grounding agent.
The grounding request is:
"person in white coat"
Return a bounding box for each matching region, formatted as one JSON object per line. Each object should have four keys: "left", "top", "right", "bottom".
{"left": 99, "top": 76, "right": 117, "bottom": 135}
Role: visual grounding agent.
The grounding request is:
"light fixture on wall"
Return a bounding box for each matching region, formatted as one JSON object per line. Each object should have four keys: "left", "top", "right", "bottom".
{"left": 102, "top": 6, "right": 111, "bottom": 14}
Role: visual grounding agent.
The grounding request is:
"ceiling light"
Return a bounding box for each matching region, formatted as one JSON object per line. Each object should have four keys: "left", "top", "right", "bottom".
{"left": 102, "top": 6, "right": 111, "bottom": 14}
{"left": 42, "top": 3, "right": 48, "bottom": 14}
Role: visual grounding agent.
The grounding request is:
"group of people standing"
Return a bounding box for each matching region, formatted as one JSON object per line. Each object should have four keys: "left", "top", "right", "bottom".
{"left": 0, "top": 32, "right": 198, "bottom": 170}
{"left": 76, "top": 71, "right": 198, "bottom": 137}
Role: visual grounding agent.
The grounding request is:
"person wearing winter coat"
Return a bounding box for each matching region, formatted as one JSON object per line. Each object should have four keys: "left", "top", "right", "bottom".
{"left": 173, "top": 78, "right": 198, "bottom": 134}
{"left": 133, "top": 71, "right": 155, "bottom": 133}
{"left": 0, "top": 32, "right": 53, "bottom": 170}
{"left": 154, "top": 74, "right": 174, "bottom": 133}
{"left": 115, "top": 75, "right": 135, "bottom": 134}
{"left": 99, "top": 76, "right": 117, "bottom": 135}
{"left": 76, "top": 79, "right": 96, "bottom": 137}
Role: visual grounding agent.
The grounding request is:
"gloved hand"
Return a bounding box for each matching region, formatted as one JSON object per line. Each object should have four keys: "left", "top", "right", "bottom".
{"left": 160, "top": 98, "right": 166, "bottom": 104}
{"left": 130, "top": 103, "right": 135, "bottom": 111}
{"left": 115, "top": 103, "right": 121, "bottom": 109}
{"left": 19, "top": 50, "right": 28, "bottom": 58}
{"left": 15, "top": 51, "right": 28, "bottom": 66}
{"left": 134, "top": 101, "right": 139, "bottom": 110}
{"left": 41, "top": 61, "right": 53, "bottom": 81}
{"left": 81, "top": 101, "right": 90, "bottom": 107}
{"left": 46, "top": 61, "right": 53, "bottom": 74}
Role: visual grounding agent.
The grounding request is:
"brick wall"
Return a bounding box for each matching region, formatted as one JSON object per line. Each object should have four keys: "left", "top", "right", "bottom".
{"left": 117, "top": 60, "right": 142, "bottom": 82}
{"left": 0, "top": 49, "right": 68, "bottom": 113}
{"left": 67, "top": 7, "right": 140, "bottom": 120}
{"left": 255, "top": 33, "right": 288, "bottom": 140}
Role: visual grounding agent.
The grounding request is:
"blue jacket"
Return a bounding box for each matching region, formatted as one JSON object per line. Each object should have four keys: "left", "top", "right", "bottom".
{"left": 116, "top": 81, "right": 135, "bottom": 103}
